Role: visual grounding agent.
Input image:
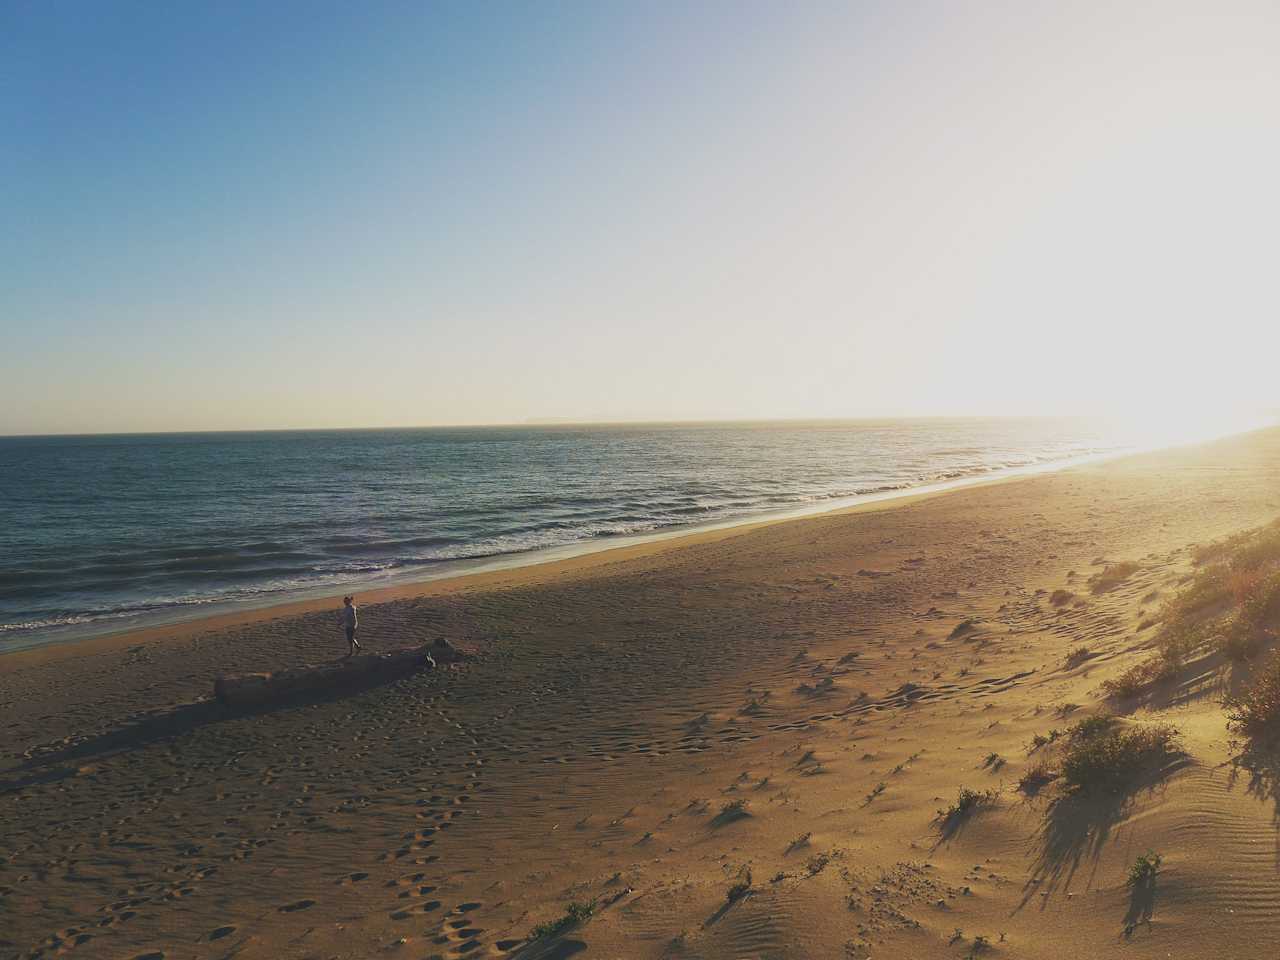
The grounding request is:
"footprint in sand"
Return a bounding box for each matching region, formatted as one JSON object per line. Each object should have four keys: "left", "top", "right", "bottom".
{"left": 278, "top": 899, "right": 315, "bottom": 913}
{"left": 391, "top": 900, "right": 441, "bottom": 919}
{"left": 388, "top": 871, "right": 427, "bottom": 887}
{"left": 437, "top": 913, "right": 487, "bottom": 955}
{"left": 208, "top": 925, "right": 236, "bottom": 941}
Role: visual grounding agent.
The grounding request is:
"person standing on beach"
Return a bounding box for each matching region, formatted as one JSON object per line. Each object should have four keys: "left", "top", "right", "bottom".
{"left": 341, "top": 596, "right": 361, "bottom": 656}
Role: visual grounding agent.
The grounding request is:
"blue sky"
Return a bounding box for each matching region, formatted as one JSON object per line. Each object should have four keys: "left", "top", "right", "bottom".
{"left": 4, "top": 2, "right": 1279, "bottom": 434}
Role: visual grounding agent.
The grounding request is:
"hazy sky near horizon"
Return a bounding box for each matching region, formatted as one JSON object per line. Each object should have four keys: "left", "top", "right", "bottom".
{"left": 4, "top": 1, "right": 1279, "bottom": 435}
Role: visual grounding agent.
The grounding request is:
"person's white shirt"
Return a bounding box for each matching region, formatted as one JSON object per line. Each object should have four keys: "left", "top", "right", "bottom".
{"left": 342, "top": 604, "right": 358, "bottom": 628}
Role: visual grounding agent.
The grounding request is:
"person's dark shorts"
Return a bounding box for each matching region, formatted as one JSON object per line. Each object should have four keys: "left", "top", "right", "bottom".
{"left": 345, "top": 626, "right": 356, "bottom": 643}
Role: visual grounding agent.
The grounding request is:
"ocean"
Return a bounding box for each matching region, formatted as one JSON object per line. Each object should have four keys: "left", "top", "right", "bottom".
{"left": 0, "top": 418, "right": 1224, "bottom": 651}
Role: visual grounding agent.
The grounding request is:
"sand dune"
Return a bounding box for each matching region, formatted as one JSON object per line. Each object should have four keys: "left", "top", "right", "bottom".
{"left": 3, "top": 427, "right": 1280, "bottom": 959}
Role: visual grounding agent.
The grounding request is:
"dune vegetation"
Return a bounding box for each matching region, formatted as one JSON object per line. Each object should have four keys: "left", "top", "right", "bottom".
{"left": 1103, "top": 518, "right": 1280, "bottom": 706}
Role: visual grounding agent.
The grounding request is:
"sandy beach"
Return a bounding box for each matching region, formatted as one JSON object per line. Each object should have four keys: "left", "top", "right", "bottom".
{"left": 4, "top": 426, "right": 1280, "bottom": 960}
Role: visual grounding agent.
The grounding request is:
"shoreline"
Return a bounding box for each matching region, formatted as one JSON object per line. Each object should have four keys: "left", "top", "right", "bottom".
{"left": 3, "top": 423, "right": 1267, "bottom": 672}
{"left": 9, "top": 416, "right": 1270, "bottom": 659}
{"left": 0, "top": 471, "right": 989, "bottom": 671}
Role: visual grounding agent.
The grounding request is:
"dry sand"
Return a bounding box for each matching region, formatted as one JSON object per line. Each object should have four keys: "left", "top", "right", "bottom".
{"left": 4, "top": 427, "right": 1280, "bottom": 959}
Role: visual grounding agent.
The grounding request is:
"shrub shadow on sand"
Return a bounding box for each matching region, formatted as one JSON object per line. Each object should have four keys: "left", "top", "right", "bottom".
{"left": 932, "top": 788, "right": 999, "bottom": 848}
{"left": 510, "top": 938, "right": 587, "bottom": 960}
{"left": 1017, "top": 755, "right": 1188, "bottom": 912}
{"left": 1122, "top": 871, "right": 1158, "bottom": 939}
{"left": 1226, "top": 737, "right": 1280, "bottom": 827}
{"left": 709, "top": 800, "right": 751, "bottom": 828}
{"left": 1112, "top": 648, "right": 1255, "bottom": 717}
{"left": 1, "top": 666, "right": 423, "bottom": 793}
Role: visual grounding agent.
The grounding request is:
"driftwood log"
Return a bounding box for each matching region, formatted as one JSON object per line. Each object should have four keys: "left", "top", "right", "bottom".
{"left": 213, "top": 637, "right": 468, "bottom": 706}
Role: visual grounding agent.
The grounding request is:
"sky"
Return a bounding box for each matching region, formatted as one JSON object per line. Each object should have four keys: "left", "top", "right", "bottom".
{"left": 3, "top": 1, "right": 1279, "bottom": 435}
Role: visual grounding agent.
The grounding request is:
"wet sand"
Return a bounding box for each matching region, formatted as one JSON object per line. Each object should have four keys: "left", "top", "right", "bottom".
{"left": 4, "top": 426, "right": 1280, "bottom": 959}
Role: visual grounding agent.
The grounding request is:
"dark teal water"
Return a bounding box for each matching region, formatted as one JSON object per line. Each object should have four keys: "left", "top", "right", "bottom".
{"left": 0, "top": 419, "right": 1152, "bottom": 649}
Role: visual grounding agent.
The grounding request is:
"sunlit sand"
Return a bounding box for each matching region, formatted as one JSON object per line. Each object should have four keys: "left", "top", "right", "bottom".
{"left": 4, "top": 427, "right": 1280, "bottom": 958}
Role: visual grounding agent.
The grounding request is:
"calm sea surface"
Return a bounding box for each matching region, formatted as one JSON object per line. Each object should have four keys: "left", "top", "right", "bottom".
{"left": 0, "top": 418, "right": 1208, "bottom": 650}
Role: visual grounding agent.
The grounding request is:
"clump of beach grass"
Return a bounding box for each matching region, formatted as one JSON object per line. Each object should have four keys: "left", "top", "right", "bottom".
{"left": 1027, "top": 729, "right": 1062, "bottom": 752}
{"left": 1017, "top": 716, "right": 1182, "bottom": 795}
{"left": 712, "top": 798, "right": 750, "bottom": 825}
{"left": 528, "top": 900, "right": 595, "bottom": 941}
{"left": 936, "top": 787, "right": 998, "bottom": 830}
{"left": 805, "top": 852, "right": 831, "bottom": 876}
{"left": 725, "top": 867, "right": 752, "bottom": 902}
{"left": 1064, "top": 645, "right": 1092, "bottom": 668}
{"left": 1017, "top": 760, "right": 1059, "bottom": 795}
{"left": 1127, "top": 851, "right": 1162, "bottom": 888}
{"left": 1101, "top": 518, "right": 1280, "bottom": 700}
{"left": 1058, "top": 716, "right": 1182, "bottom": 793}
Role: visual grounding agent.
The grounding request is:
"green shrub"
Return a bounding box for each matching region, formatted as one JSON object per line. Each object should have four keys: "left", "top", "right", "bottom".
{"left": 1064, "top": 646, "right": 1092, "bottom": 668}
{"left": 937, "top": 787, "right": 998, "bottom": 826}
{"left": 1161, "top": 564, "right": 1233, "bottom": 622}
{"left": 1127, "top": 851, "right": 1162, "bottom": 888}
{"left": 1218, "top": 614, "right": 1268, "bottom": 662}
{"left": 1239, "top": 572, "right": 1280, "bottom": 630}
{"left": 1220, "top": 519, "right": 1280, "bottom": 571}
{"left": 1017, "top": 761, "right": 1058, "bottom": 794}
{"left": 1193, "top": 519, "right": 1280, "bottom": 567}
{"left": 1071, "top": 714, "right": 1113, "bottom": 740}
{"left": 1059, "top": 717, "right": 1181, "bottom": 792}
{"left": 718, "top": 798, "right": 749, "bottom": 818}
{"left": 1102, "top": 661, "right": 1159, "bottom": 699}
{"left": 528, "top": 900, "right": 596, "bottom": 940}
{"left": 1101, "top": 632, "right": 1193, "bottom": 699}
{"left": 1028, "top": 729, "right": 1062, "bottom": 752}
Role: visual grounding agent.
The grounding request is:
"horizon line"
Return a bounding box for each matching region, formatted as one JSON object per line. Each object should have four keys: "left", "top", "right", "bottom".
{"left": 0, "top": 411, "right": 1225, "bottom": 441}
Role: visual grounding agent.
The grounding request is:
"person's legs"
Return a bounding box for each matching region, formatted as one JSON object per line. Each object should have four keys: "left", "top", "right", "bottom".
{"left": 346, "top": 625, "right": 358, "bottom": 655}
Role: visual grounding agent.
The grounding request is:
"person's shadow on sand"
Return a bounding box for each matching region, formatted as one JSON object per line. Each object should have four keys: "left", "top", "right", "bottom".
{"left": 510, "top": 938, "right": 586, "bottom": 959}
{"left": 0, "top": 664, "right": 419, "bottom": 795}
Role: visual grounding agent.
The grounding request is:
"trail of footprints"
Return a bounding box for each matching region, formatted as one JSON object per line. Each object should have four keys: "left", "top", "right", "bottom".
{"left": 11, "top": 555, "right": 1174, "bottom": 958}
